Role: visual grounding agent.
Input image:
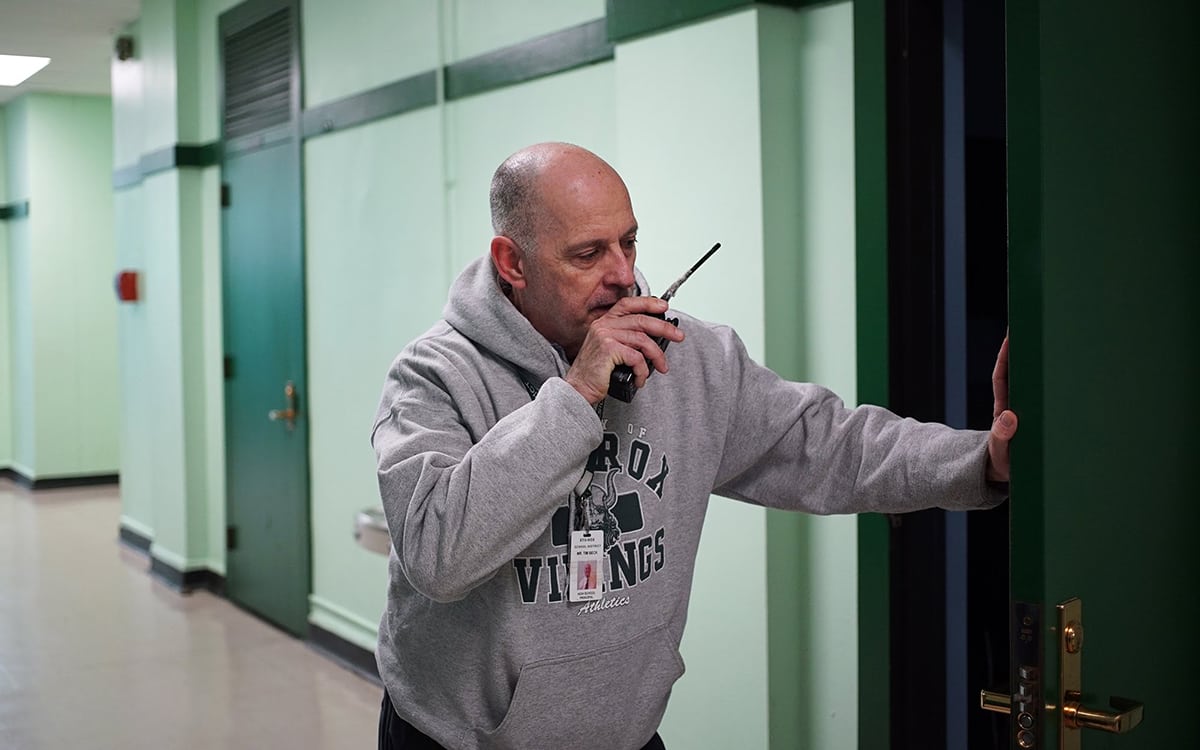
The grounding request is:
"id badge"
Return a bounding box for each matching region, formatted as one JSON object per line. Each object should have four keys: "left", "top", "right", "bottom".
{"left": 569, "top": 530, "right": 604, "bottom": 602}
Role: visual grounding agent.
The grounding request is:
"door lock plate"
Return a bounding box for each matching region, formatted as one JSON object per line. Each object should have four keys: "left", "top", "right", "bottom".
{"left": 1014, "top": 601, "right": 1044, "bottom": 748}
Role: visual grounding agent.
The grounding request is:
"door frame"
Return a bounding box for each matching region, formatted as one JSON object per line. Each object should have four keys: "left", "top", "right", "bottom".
{"left": 855, "top": 1, "right": 1012, "bottom": 747}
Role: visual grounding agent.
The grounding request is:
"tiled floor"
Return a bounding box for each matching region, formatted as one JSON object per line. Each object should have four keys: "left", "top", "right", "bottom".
{"left": 0, "top": 479, "right": 380, "bottom": 749}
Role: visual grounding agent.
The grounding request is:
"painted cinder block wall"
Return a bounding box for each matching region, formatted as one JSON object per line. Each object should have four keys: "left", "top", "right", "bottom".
{"left": 0, "top": 94, "right": 117, "bottom": 483}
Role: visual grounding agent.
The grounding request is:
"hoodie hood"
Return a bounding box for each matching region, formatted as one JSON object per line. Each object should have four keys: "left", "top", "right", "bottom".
{"left": 442, "top": 255, "right": 650, "bottom": 386}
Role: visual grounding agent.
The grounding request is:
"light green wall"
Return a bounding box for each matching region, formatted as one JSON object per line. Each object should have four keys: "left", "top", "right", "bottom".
{"left": 114, "top": 185, "right": 154, "bottom": 539}
{"left": 8, "top": 199, "right": 33, "bottom": 475}
{"left": 615, "top": 12, "right": 770, "bottom": 747}
{"left": 303, "top": 0, "right": 439, "bottom": 107}
{"left": 0, "top": 106, "right": 7, "bottom": 201}
{"left": 140, "top": 169, "right": 189, "bottom": 565}
{"left": 302, "top": 0, "right": 618, "bottom": 655}
{"left": 198, "top": 164, "right": 225, "bottom": 572}
{"left": 760, "top": 5, "right": 859, "bottom": 749}
{"left": 5, "top": 98, "right": 33, "bottom": 475}
{"left": 113, "top": 20, "right": 153, "bottom": 538}
{"left": 196, "top": 0, "right": 239, "bottom": 572}
{"left": 111, "top": 22, "right": 145, "bottom": 168}
{"left": 448, "top": 0, "right": 605, "bottom": 61}
{"left": 113, "top": 0, "right": 220, "bottom": 571}
{"left": 614, "top": 7, "right": 858, "bottom": 746}
{"left": 304, "top": 108, "right": 448, "bottom": 646}
{"left": 0, "top": 106, "right": 11, "bottom": 468}
{"left": 140, "top": 0, "right": 182, "bottom": 151}
{"left": 113, "top": 2, "right": 863, "bottom": 746}
{"left": 4, "top": 97, "right": 30, "bottom": 202}
{"left": 445, "top": 62, "right": 617, "bottom": 274}
{"left": 28, "top": 96, "right": 118, "bottom": 477}
{"left": 2, "top": 95, "right": 118, "bottom": 480}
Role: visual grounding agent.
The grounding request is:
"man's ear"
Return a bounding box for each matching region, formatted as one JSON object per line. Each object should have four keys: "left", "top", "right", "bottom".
{"left": 490, "top": 236, "right": 527, "bottom": 289}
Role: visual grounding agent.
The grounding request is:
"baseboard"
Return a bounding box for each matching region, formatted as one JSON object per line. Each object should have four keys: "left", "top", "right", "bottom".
{"left": 149, "top": 556, "right": 226, "bottom": 595}
{"left": 308, "top": 623, "right": 381, "bottom": 685}
{"left": 2, "top": 469, "right": 120, "bottom": 490}
{"left": 118, "top": 524, "right": 153, "bottom": 554}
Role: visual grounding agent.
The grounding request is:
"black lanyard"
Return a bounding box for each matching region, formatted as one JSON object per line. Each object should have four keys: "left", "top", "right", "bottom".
{"left": 517, "top": 374, "right": 605, "bottom": 419}
{"left": 517, "top": 373, "right": 605, "bottom": 533}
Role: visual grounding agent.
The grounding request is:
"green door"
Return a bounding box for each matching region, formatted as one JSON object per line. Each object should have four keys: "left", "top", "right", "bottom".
{"left": 1004, "top": 0, "right": 1198, "bottom": 747}
{"left": 220, "top": 0, "right": 310, "bottom": 637}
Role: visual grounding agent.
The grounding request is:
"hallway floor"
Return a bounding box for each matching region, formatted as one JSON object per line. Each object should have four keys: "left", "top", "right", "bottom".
{"left": 0, "top": 479, "right": 379, "bottom": 749}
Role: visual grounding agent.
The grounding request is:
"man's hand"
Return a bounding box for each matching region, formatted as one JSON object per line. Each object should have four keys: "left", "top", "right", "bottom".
{"left": 987, "top": 334, "right": 1018, "bottom": 482}
{"left": 565, "top": 297, "right": 686, "bottom": 405}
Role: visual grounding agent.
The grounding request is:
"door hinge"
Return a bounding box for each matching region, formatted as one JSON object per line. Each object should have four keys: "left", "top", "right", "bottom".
{"left": 226, "top": 525, "right": 237, "bottom": 551}
{"left": 221, "top": 182, "right": 231, "bottom": 207}
{"left": 224, "top": 355, "right": 234, "bottom": 379}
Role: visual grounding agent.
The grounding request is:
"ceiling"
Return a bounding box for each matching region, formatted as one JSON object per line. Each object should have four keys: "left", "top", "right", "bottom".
{"left": 0, "top": 0, "right": 140, "bottom": 106}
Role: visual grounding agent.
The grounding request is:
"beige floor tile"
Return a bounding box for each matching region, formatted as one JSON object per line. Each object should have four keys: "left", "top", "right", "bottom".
{"left": 0, "top": 479, "right": 380, "bottom": 749}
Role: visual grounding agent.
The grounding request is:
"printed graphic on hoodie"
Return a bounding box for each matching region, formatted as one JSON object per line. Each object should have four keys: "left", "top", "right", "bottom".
{"left": 512, "top": 428, "right": 670, "bottom": 605}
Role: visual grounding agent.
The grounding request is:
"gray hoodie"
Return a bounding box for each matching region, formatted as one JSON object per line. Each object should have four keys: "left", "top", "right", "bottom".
{"left": 372, "top": 256, "right": 1003, "bottom": 750}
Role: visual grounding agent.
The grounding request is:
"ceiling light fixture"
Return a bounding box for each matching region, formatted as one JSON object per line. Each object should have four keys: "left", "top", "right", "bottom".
{"left": 0, "top": 55, "right": 51, "bottom": 87}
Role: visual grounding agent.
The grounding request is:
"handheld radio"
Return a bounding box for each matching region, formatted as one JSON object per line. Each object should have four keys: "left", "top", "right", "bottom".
{"left": 608, "top": 242, "right": 722, "bottom": 402}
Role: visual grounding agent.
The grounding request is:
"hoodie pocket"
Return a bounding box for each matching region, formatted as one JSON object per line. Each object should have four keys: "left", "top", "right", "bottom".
{"left": 473, "top": 623, "right": 685, "bottom": 750}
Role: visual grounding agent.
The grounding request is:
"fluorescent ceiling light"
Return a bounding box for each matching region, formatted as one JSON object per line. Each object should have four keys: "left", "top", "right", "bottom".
{"left": 0, "top": 55, "right": 51, "bottom": 87}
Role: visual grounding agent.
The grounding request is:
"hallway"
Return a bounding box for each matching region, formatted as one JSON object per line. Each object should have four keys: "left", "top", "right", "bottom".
{"left": 0, "top": 479, "right": 379, "bottom": 749}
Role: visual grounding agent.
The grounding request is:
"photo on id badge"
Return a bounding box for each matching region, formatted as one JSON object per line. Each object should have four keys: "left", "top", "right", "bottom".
{"left": 577, "top": 561, "right": 598, "bottom": 591}
{"left": 570, "top": 529, "right": 604, "bottom": 601}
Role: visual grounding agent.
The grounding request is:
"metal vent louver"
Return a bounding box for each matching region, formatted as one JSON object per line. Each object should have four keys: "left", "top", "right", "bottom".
{"left": 223, "top": 8, "right": 292, "bottom": 139}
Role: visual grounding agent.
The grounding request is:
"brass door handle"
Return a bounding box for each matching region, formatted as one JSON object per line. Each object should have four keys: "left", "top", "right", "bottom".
{"left": 978, "top": 598, "right": 1144, "bottom": 749}
{"left": 1063, "top": 693, "right": 1143, "bottom": 734}
{"left": 980, "top": 689, "right": 1143, "bottom": 739}
{"left": 267, "top": 381, "right": 298, "bottom": 430}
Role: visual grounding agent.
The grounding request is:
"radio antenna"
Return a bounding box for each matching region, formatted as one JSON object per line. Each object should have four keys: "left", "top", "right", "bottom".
{"left": 661, "top": 242, "right": 721, "bottom": 302}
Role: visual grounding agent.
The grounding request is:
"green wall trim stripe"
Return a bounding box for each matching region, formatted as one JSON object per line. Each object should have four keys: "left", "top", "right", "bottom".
{"left": 103, "top": 4, "right": 802, "bottom": 164}
{"left": 0, "top": 201, "right": 30, "bottom": 220}
{"left": 605, "top": 0, "right": 825, "bottom": 42}
{"left": 223, "top": 123, "right": 295, "bottom": 159}
{"left": 301, "top": 71, "right": 437, "bottom": 139}
{"left": 445, "top": 19, "right": 612, "bottom": 101}
{"left": 142, "top": 143, "right": 222, "bottom": 173}
{"left": 112, "top": 142, "right": 222, "bottom": 189}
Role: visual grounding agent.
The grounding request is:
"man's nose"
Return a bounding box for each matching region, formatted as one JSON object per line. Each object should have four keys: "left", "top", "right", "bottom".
{"left": 603, "top": 245, "right": 636, "bottom": 287}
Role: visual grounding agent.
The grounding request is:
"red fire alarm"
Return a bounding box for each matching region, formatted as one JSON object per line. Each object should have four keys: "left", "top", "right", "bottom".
{"left": 114, "top": 270, "right": 140, "bottom": 302}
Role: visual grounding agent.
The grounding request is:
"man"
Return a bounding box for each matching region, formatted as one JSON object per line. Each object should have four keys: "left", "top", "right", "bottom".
{"left": 372, "top": 142, "right": 1017, "bottom": 750}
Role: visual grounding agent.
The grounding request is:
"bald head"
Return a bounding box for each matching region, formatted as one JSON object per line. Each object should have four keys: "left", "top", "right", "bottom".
{"left": 487, "top": 143, "right": 639, "bottom": 357}
{"left": 489, "top": 142, "right": 623, "bottom": 254}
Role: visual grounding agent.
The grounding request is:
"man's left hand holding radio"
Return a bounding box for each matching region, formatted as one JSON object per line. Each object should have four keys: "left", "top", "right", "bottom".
{"left": 565, "top": 296, "right": 685, "bottom": 405}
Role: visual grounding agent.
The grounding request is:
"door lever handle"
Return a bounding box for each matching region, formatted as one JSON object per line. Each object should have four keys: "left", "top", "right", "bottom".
{"left": 268, "top": 381, "right": 298, "bottom": 430}
{"left": 980, "top": 599, "right": 1145, "bottom": 748}
{"left": 1063, "top": 693, "right": 1143, "bottom": 734}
